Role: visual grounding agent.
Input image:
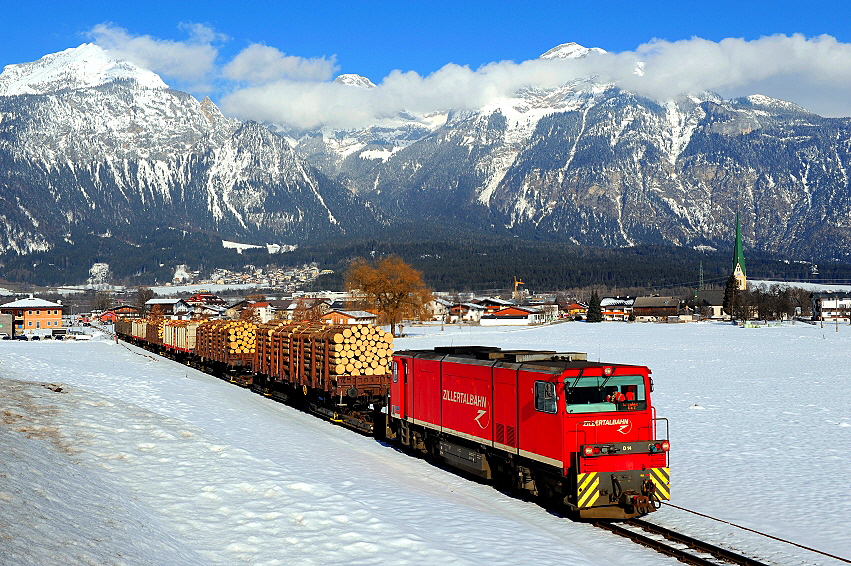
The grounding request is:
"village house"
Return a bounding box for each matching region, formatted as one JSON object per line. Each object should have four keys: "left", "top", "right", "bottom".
{"left": 248, "top": 301, "right": 276, "bottom": 323}
{"left": 562, "top": 301, "right": 588, "bottom": 320}
{"left": 472, "top": 297, "right": 515, "bottom": 314}
{"left": 600, "top": 297, "right": 634, "bottom": 321}
{"left": 184, "top": 293, "right": 228, "bottom": 308}
{"left": 631, "top": 296, "right": 681, "bottom": 321}
{"left": 812, "top": 292, "right": 851, "bottom": 322}
{"left": 691, "top": 290, "right": 727, "bottom": 320}
{"left": 144, "top": 298, "right": 191, "bottom": 319}
{"left": 321, "top": 309, "right": 378, "bottom": 325}
{"left": 449, "top": 302, "right": 485, "bottom": 323}
{"left": 99, "top": 304, "right": 142, "bottom": 323}
{"left": 0, "top": 296, "right": 64, "bottom": 336}
{"left": 267, "top": 298, "right": 331, "bottom": 321}
{"left": 527, "top": 301, "right": 560, "bottom": 322}
{"left": 480, "top": 305, "right": 545, "bottom": 326}
{"left": 427, "top": 298, "right": 452, "bottom": 321}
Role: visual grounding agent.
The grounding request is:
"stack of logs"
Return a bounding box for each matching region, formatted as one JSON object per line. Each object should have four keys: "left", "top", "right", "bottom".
{"left": 144, "top": 319, "right": 165, "bottom": 345}
{"left": 257, "top": 322, "right": 393, "bottom": 379}
{"left": 324, "top": 324, "right": 394, "bottom": 377}
{"left": 196, "top": 320, "right": 257, "bottom": 363}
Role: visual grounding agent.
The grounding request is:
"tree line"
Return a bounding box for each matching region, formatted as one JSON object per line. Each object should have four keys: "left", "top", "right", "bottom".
{"left": 723, "top": 275, "right": 813, "bottom": 322}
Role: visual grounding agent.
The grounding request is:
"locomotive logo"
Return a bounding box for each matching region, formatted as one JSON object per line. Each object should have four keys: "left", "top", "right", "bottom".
{"left": 473, "top": 409, "right": 488, "bottom": 429}
{"left": 581, "top": 418, "right": 632, "bottom": 434}
{"left": 443, "top": 389, "right": 490, "bottom": 429}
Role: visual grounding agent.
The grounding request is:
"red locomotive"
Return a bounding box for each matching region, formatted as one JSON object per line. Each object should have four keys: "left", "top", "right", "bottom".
{"left": 389, "top": 346, "right": 669, "bottom": 519}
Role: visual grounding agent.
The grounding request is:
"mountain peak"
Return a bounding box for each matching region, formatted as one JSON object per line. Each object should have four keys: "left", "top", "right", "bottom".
{"left": 0, "top": 43, "right": 168, "bottom": 96}
{"left": 539, "top": 42, "right": 607, "bottom": 60}
{"left": 334, "top": 74, "right": 376, "bottom": 89}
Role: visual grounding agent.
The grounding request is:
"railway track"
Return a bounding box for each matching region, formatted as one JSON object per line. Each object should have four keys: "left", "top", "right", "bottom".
{"left": 594, "top": 519, "right": 770, "bottom": 566}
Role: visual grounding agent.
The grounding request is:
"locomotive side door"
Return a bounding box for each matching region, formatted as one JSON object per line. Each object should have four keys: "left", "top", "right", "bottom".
{"left": 492, "top": 363, "right": 519, "bottom": 453}
{"left": 517, "top": 369, "right": 563, "bottom": 467}
{"left": 390, "top": 357, "right": 407, "bottom": 419}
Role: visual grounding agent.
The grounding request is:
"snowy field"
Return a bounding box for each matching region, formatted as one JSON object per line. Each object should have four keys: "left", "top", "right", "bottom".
{"left": 1, "top": 320, "right": 849, "bottom": 565}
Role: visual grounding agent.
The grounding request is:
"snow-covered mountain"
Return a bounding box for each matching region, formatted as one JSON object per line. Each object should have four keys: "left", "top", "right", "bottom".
{"left": 288, "top": 44, "right": 851, "bottom": 259}
{"left": 539, "top": 41, "right": 607, "bottom": 59}
{"left": 333, "top": 73, "right": 376, "bottom": 89}
{"left": 0, "top": 44, "right": 374, "bottom": 257}
{"left": 0, "top": 43, "right": 168, "bottom": 96}
{"left": 2, "top": 42, "right": 851, "bottom": 268}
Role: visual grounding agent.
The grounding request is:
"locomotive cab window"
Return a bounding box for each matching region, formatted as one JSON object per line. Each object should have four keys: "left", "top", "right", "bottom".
{"left": 534, "top": 381, "right": 558, "bottom": 414}
{"left": 564, "top": 375, "right": 647, "bottom": 413}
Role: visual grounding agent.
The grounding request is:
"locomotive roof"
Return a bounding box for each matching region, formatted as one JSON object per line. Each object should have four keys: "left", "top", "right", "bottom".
{"left": 397, "top": 346, "right": 647, "bottom": 372}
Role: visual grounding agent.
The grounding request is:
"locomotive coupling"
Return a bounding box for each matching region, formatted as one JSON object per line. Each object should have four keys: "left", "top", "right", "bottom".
{"left": 627, "top": 494, "right": 656, "bottom": 516}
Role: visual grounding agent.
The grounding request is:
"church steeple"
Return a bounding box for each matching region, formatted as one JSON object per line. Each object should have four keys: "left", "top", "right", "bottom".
{"left": 732, "top": 213, "right": 747, "bottom": 290}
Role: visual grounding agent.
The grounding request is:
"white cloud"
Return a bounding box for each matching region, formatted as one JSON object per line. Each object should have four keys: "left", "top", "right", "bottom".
{"left": 86, "top": 27, "right": 851, "bottom": 129}
{"left": 220, "top": 34, "right": 851, "bottom": 130}
{"left": 90, "top": 23, "right": 222, "bottom": 83}
{"left": 222, "top": 44, "right": 337, "bottom": 83}
{"left": 618, "top": 34, "right": 851, "bottom": 110}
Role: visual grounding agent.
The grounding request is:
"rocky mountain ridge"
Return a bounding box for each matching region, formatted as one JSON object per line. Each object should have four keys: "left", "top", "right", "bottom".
{"left": 285, "top": 45, "right": 851, "bottom": 260}
{"left": 1, "top": 42, "right": 850, "bottom": 276}
{"left": 0, "top": 44, "right": 375, "bottom": 259}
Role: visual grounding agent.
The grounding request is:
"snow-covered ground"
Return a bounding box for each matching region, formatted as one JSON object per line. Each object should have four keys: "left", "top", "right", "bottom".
{"left": 1, "top": 321, "right": 849, "bottom": 565}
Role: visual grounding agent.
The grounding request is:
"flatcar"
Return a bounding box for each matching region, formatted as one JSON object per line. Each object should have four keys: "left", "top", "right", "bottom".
{"left": 389, "top": 346, "right": 669, "bottom": 519}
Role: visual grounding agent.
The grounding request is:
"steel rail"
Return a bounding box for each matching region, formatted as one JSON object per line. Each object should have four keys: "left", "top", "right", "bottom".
{"left": 662, "top": 502, "right": 851, "bottom": 564}
{"left": 595, "top": 519, "right": 769, "bottom": 566}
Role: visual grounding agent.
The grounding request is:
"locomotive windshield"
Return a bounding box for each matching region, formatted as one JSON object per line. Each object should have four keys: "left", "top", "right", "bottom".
{"left": 563, "top": 374, "right": 647, "bottom": 413}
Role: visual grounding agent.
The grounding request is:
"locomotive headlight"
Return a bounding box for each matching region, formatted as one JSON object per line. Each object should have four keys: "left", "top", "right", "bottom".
{"left": 661, "top": 440, "right": 670, "bottom": 452}
{"left": 583, "top": 446, "right": 594, "bottom": 456}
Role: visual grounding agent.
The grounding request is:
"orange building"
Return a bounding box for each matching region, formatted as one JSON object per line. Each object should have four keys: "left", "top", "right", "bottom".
{"left": 0, "top": 297, "right": 64, "bottom": 336}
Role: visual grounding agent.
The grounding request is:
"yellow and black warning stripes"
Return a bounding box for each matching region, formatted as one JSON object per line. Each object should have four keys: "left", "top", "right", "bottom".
{"left": 577, "top": 472, "right": 601, "bottom": 508}
{"left": 649, "top": 467, "right": 670, "bottom": 500}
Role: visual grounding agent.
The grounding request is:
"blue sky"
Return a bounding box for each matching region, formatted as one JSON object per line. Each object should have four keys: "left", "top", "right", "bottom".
{"left": 5, "top": 1, "right": 851, "bottom": 127}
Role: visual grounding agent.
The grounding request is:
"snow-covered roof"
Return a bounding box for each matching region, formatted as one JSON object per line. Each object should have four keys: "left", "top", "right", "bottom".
{"left": 633, "top": 296, "right": 679, "bottom": 308}
{"left": 474, "top": 297, "right": 514, "bottom": 306}
{"left": 600, "top": 297, "right": 635, "bottom": 307}
{"left": 1, "top": 297, "right": 62, "bottom": 308}
{"left": 194, "top": 304, "right": 226, "bottom": 313}
{"left": 326, "top": 310, "right": 376, "bottom": 319}
{"left": 145, "top": 298, "right": 185, "bottom": 305}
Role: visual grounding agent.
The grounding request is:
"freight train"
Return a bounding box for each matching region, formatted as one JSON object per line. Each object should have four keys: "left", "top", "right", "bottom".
{"left": 114, "top": 318, "right": 669, "bottom": 519}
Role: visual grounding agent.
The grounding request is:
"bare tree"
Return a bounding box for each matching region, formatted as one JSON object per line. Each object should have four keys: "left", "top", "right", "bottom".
{"left": 239, "top": 306, "right": 261, "bottom": 324}
{"left": 345, "top": 256, "right": 433, "bottom": 337}
{"left": 92, "top": 291, "right": 114, "bottom": 312}
{"left": 135, "top": 287, "right": 155, "bottom": 313}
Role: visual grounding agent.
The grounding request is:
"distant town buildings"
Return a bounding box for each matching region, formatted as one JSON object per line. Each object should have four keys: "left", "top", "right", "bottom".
{"left": 812, "top": 292, "right": 851, "bottom": 322}
{"left": 0, "top": 296, "right": 64, "bottom": 336}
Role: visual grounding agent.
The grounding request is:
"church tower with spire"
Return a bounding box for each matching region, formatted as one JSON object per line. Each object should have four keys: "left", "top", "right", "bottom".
{"left": 732, "top": 213, "right": 747, "bottom": 290}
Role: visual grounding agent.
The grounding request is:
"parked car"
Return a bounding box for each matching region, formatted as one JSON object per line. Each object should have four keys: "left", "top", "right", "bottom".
{"left": 0, "top": 333, "right": 10, "bottom": 340}
{"left": 13, "top": 335, "right": 28, "bottom": 340}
